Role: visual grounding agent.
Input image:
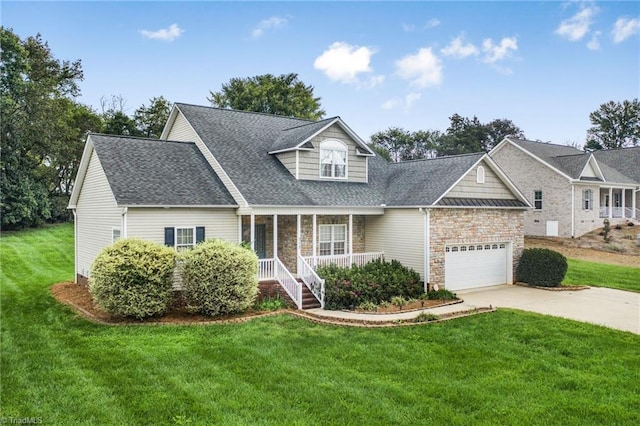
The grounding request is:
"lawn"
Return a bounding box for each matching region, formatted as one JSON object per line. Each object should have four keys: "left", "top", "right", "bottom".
{"left": 1, "top": 224, "right": 639, "bottom": 425}
{"left": 563, "top": 258, "right": 640, "bottom": 292}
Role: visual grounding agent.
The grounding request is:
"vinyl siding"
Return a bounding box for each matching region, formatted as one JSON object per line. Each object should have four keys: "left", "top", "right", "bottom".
{"left": 76, "top": 150, "right": 122, "bottom": 278}
{"left": 365, "top": 209, "right": 424, "bottom": 278}
{"left": 275, "top": 151, "right": 297, "bottom": 177}
{"left": 446, "top": 160, "right": 515, "bottom": 199}
{"left": 127, "top": 208, "right": 239, "bottom": 245}
{"left": 296, "top": 124, "right": 367, "bottom": 182}
{"left": 166, "top": 110, "right": 199, "bottom": 141}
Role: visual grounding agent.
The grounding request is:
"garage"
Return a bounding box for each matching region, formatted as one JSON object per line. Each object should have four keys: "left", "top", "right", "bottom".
{"left": 444, "top": 242, "right": 509, "bottom": 291}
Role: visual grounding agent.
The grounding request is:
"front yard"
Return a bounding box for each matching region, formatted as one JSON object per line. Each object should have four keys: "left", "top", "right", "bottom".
{"left": 1, "top": 224, "right": 639, "bottom": 424}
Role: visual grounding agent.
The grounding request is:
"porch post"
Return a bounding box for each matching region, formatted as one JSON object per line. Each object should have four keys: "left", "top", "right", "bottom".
{"left": 312, "top": 214, "right": 317, "bottom": 260}
{"left": 250, "top": 214, "right": 255, "bottom": 252}
{"left": 296, "top": 214, "right": 301, "bottom": 255}
{"left": 349, "top": 214, "right": 353, "bottom": 265}
{"left": 633, "top": 191, "right": 637, "bottom": 219}
{"left": 609, "top": 187, "right": 613, "bottom": 219}
{"left": 622, "top": 189, "right": 626, "bottom": 219}
{"left": 273, "top": 214, "right": 278, "bottom": 259}
{"left": 237, "top": 215, "right": 242, "bottom": 244}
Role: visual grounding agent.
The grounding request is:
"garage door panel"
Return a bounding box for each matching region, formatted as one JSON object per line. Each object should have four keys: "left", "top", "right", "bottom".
{"left": 445, "top": 243, "right": 507, "bottom": 291}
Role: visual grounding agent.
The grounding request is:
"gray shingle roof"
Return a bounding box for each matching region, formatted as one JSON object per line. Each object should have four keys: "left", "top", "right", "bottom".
{"left": 270, "top": 118, "right": 336, "bottom": 152}
{"left": 508, "top": 139, "right": 587, "bottom": 178}
{"left": 594, "top": 147, "right": 640, "bottom": 184}
{"left": 90, "top": 134, "right": 236, "bottom": 206}
{"left": 438, "top": 198, "right": 528, "bottom": 208}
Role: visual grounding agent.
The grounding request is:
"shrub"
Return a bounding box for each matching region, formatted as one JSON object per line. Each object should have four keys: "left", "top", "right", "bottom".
{"left": 516, "top": 248, "right": 568, "bottom": 287}
{"left": 318, "top": 259, "right": 422, "bottom": 310}
{"left": 181, "top": 239, "right": 258, "bottom": 316}
{"left": 256, "top": 295, "right": 288, "bottom": 311}
{"left": 413, "top": 312, "right": 438, "bottom": 323}
{"left": 390, "top": 296, "right": 408, "bottom": 309}
{"left": 425, "top": 289, "right": 457, "bottom": 300}
{"left": 89, "top": 238, "right": 176, "bottom": 319}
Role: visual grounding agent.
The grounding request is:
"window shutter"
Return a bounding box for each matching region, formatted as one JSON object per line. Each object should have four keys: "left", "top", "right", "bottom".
{"left": 196, "top": 226, "right": 205, "bottom": 244}
{"left": 164, "top": 227, "right": 175, "bottom": 247}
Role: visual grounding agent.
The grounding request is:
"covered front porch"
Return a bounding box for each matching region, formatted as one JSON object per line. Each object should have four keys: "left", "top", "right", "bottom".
{"left": 598, "top": 187, "right": 639, "bottom": 220}
{"left": 239, "top": 212, "right": 384, "bottom": 309}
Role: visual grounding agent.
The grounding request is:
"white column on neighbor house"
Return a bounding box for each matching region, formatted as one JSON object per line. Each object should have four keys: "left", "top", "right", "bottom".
{"left": 609, "top": 187, "right": 613, "bottom": 219}
{"left": 250, "top": 214, "right": 255, "bottom": 252}
{"left": 296, "top": 214, "right": 302, "bottom": 256}
{"left": 349, "top": 214, "right": 353, "bottom": 264}
{"left": 273, "top": 214, "right": 278, "bottom": 259}
{"left": 237, "top": 216, "right": 242, "bottom": 244}
{"left": 633, "top": 192, "right": 637, "bottom": 219}
{"left": 312, "top": 214, "right": 317, "bottom": 259}
{"left": 622, "top": 189, "right": 626, "bottom": 219}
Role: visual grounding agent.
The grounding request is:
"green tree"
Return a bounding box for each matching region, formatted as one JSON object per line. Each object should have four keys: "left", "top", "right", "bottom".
{"left": 208, "top": 73, "right": 325, "bottom": 120}
{"left": 586, "top": 99, "right": 640, "bottom": 149}
{"left": 369, "top": 127, "right": 439, "bottom": 162}
{"left": 1, "top": 28, "right": 84, "bottom": 229}
{"left": 100, "top": 95, "right": 140, "bottom": 136}
{"left": 134, "top": 96, "right": 171, "bottom": 138}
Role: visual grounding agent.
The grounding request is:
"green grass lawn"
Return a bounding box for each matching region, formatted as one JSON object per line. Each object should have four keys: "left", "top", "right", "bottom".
{"left": 563, "top": 258, "right": 640, "bottom": 292}
{"left": 2, "top": 224, "right": 639, "bottom": 425}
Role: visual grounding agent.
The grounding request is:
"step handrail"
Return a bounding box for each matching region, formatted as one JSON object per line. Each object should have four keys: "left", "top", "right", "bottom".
{"left": 297, "top": 254, "right": 324, "bottom": 308}
{"left": 274, "top": 257, "right": 302, "bottom": 309}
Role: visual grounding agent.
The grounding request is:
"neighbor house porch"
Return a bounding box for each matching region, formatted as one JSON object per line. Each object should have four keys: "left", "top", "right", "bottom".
{"left": 598, "top": 187, "right": 639, "bottom": 220}
{"left": 239, "top": 213, "right": 384, "bottom": 309}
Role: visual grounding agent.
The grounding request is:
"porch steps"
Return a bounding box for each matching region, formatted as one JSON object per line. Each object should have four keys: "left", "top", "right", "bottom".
{"left": 300, "top": 282, "right": 321, "bottom": 310}
{"left": 259, "top": 279, "right": 321, "bottom": 309}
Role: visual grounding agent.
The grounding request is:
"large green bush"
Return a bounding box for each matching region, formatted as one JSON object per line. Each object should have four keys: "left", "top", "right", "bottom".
{"left": 516, "top": 248, "right": 568, "bottom": 287}
{"left": 181, "top": 239, "right": 259, "bottom": 316}
{"left": 318, "top": 259, "right": 422, "bottom": 310}
{"left": 89, "top": 238, "right": 177, "bottom": 319}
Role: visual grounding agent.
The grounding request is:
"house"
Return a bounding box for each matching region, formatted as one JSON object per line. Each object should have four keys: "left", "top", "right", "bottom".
{"left": 489, "top": 138, "right": 640, "bottom": 238}
{"left": 69, "top": 103, "right": 530, "bottom": 309}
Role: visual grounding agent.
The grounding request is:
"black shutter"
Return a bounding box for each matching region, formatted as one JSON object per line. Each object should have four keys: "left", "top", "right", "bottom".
{"left": 196, "top": 226, "right": 205, "bottom": 244}
{"left": 164, "top": 227, "right": 175, "bottom": 247}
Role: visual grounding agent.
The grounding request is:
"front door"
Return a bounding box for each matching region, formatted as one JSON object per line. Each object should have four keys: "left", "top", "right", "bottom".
{"left": 255, "top": 224, "right": 267, "bottom": 259}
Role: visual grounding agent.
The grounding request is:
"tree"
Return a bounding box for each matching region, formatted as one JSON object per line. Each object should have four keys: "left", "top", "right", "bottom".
{"left": 485, "top": 118, "right": 525, "bottom": 150}
{"left": 1, "top": 27, "right": 85, "bottom": 229}
{"left": 208, "top": 73, "right": 325, "bottom": 120}
{"left": 369, "top": 127, "right": 439, "bottom": 162}
{"left": 134, "top": 96, "right": 171, "bottom": 138}
{"left": 586, "top": 99, "right": 640, "bottom": 149}
{"left": 100, "top": 95, "right": 140, "bottom": 136}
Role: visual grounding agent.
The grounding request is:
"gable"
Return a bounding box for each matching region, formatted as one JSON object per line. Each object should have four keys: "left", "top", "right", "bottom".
{"left": 445, "top": 159, "right": 519, "bottom": 200}
{"left": 165, "top": 108, "right": 200, "bottom": 142}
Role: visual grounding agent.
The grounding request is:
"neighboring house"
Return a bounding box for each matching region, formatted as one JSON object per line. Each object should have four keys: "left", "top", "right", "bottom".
{"left": 490, "top": 138, "right": 640, "bottom": 238}
{"left": 69, "top": 103, "right": 530, "bottom": 309}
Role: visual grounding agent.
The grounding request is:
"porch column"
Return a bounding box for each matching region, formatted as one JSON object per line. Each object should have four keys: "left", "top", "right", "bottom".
{"left": 349, "top": 214, "right": 353, "bottom": 265}
{"left": 622, "top": 189, "right": 626, "bottom": 219}
{"left": 633, "top": 191, "right": 637, "bottom": 219}
{"left": 273, "top": 214, "right": 278, "bottom": 259}
{"left": 609, "top": 187, "right": 613, "bottom": 219}
{"left": 237, "top": 215, "right": 242, "bottom": 244}
{"left": 250, "top": 214, "right": 255, "bottom": 252}
{"left": 296, "top": 214, "right": 301, "bottom": 255}
{"left": 312, "top": 214, "right": 317, "bottom": 259}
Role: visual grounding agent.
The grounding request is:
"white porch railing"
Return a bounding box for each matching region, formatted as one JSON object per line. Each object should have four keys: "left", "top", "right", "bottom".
{"left": 274, "top": 257, "right": 302, "bottom": 309}
{"left": 258, "top": 258, "right": 275, "bottom": 281}
{"left": 599, "top": 207, "right": 637, "bottom": 219}
{"left": 297, "top": 255, "right": 325, "bottom": 308}
{"left": 302, "top": 252, "right": 384, "bottom": 269}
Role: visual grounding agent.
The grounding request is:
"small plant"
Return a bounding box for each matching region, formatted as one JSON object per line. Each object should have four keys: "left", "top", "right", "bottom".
{"left": 390, "top": 296, "right": 408, "bottom": 310}
{"left": 427, "top": 289, "right": 457, "bottom": 301}
{"left": 256, "top": 295, "right": 288, "bottom": 311}
{"left": 357, "top": 301, "right": 378, "bottom": 311}
{"left": 603, "top": 219, "right": 611, "bottom": 242}
{"left": 628, "top": 221, "right": 635, "bottom": 227}
{"left": 605, "top": 243, "right": 625, "bottom": 253}
{"left": 413, "top": 312, "right": 438, "bottom": 323}
{"left": 623, "top": 235, "right": 633, "bottom": 240}
{"left": 516, "top": 248, "right": 568, "bottom": 287}
{"left": 379, "top": 301, "right": 391, "bottom": 309}
{"left": 614, "top": 224, "right": 622, "bottom": 230}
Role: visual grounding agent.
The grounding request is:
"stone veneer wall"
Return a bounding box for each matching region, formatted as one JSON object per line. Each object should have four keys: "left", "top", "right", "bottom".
{"left": 429, "top": 209, "right": 524, "bottom": 288}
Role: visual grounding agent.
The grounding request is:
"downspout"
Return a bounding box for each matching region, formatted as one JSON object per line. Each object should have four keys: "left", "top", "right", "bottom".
{"left": 571, "top": 185, "right": 575, "bottom": 238}
{"left": 420, "top": 208, "right": 430, "bottom": 292}
{"left": 122, "top": 207, "right": 128, "bottom": 238}
{"left": 72, "top": 209, "right": 78, "bottom": 283}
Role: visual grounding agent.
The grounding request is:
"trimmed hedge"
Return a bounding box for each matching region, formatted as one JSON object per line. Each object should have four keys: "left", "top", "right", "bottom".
{"left": 181, "top": 239, "right": 259, "bottom": 316}
{"left": 516, "top": 248, "right": 568, "bottom": 287}
{"left": 318, "top": 259, "right": 422, "bottom": 310}
{"left": 89, "top": 238, "right": 176, "bottom": 319}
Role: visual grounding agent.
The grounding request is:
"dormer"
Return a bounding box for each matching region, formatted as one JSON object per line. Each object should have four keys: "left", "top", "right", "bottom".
{"left": 269, "top": 117, "right": 375, "bottom": 183}
{"left": 578, "top": 154, "right": 605, "bottom": 181}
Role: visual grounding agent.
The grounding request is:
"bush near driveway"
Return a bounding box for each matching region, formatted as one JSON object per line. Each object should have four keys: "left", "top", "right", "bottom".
{"left": 89, "top": 238, "right": 176, "bottom": 319}
{"left": 517, "top": 248, "right": 568, "bottom": 287}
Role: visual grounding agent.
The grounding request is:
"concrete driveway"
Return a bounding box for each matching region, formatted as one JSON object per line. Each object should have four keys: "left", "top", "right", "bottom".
{"left": 457, "top": 285, "right": 640, "bottom": 334}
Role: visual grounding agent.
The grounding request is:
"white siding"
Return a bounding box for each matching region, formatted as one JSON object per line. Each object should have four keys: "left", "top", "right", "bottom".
{"left": 127, "top": 208, "right": 239, "bottom": 245}
{"left": 446, "top": 160, "right": 515, "bottom": 199}
{"left": 365, "top": 209, "right": 424, "bottom": 278}
{"left": 76, "top": 150, "right": 122, "bottom": 278}
{"left": 166, "top": 111, "right": 199, "bottom": 141}
{"left": 275, "top": 151, "right": 297, "bottom": 177}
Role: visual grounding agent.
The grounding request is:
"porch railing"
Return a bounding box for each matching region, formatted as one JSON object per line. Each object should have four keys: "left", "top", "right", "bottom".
{"left": 257, "top": 258, "right": 275, "bottom": 281}
{"left": 302, "top": 252, "right": 384, "bottom": 269}
{"left": 599, "top": 207, "right": 638, "bottom": 219}
{"left": 297, "top": 255, "right": 325, "bottom": 308}
{"left": 274, "top": 257, "right": 302, "bottom": 309}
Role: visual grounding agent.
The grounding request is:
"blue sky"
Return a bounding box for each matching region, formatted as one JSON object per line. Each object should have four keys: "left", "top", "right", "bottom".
{"left": 3, "top": 1, "right": 639, "bottom": 145}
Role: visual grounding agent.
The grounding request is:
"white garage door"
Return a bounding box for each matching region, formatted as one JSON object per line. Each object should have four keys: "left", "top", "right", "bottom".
{"left": 445, "top": 243, "right": 508, "bottom": 291}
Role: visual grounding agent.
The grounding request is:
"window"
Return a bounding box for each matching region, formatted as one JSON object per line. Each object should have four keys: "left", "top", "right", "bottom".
{"left": 582, "top": 189, "right": 593, "bottom": 210}
{"left": 476, "top": 166, "right": 485, "bottom": 184}
{"left": 164, "top": 226, "right": 205, "bottom": 250}
{"left": 320, "top": 140, "right": 347, "bottom": 179}
{"left": 318, "top": 224, "right": 346, "bottom": 256}
{"left": 112, "top": 228, "right": 121, "bottom": 243}
{"left": 534, "top": 191, "right": 542, "bottom": 210}
{"left": 176, "top": 228, "right": 195, "bottom": 251}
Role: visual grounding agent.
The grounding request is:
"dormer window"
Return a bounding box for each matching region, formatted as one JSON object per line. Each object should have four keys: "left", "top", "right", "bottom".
{"left": 320, "top": 140, "right": 347, "bottom": 179}
{"left": 476, "top": 166, "right": 485, "bottom": 184}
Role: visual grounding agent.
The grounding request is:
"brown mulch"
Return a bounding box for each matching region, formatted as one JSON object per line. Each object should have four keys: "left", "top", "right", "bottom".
{"left": 51, "top": 282, "right": 490, "bottom": 327}
{"left": 348, "top": 298, "right": 462, "bottom": 314}
{"left": 514, "top": 282, "right": 590, "bottom": 291}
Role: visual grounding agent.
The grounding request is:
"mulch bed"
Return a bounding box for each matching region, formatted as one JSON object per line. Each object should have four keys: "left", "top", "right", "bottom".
{"left": 345, "top": 298, "right": 462, "bottom": 314}
{"left": 515, "top": 282, "right": 590, "bottom": 291}
{"left": 51, "top": 282, "right": 492, "bottom": 327}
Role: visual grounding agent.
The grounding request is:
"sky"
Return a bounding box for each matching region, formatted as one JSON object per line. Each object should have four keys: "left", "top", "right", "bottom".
{"left": 3, "top": 1, "right": 639, "bottom": 146}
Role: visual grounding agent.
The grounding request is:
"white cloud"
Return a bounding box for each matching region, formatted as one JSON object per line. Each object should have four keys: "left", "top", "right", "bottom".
{"left": 482, "top": 37, "right": 518, "bottom": 63}
{"left": 381, "top": 92, "right": 422, "bottom": 111}
{"left": 555, "top": 4, "right": 598, "bottom": 41}
{"left": 251, "top": 16, "right": 288, "bottom": 39}
{"left": 587, "top": 30, "right": 601, "bottom": 50}
{"left": 425, "top": 18, "right": 440, "bottom": 29}
{"left": 395, "top": 47, "right": 443, "bottom": 88}
{"left": 139, "top": 24, "right": 183, "bottom": 41}
{"left": 441, "top": 34, "right": 479, "bottom": 59}
{"left": 314, "top": 42, "right": 382, "bottom": 87}
{"left": 612, "top": 17, "right": 640, "bottom": 43}
{"left": 402, "top": 23, "right": 416, "bottom": 32}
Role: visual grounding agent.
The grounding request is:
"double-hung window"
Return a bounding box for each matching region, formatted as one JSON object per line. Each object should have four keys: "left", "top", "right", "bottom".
{"left": 320, "top": 140, "right": 347, "bottom": 179}
{"left": 112, "top": 228, "right": 121, "bottom": 243}
{"left": 176, "top": 228, "right": 195, "bottom": 251}
{"left": 164, "top": 226, "right": 205, "bottom": 251}
{"left": 582, "top": 189, "right": 593, "bottom": 210}
{"left": 318, "top": 224, "right": 346, "bottom": 256}
{"left": 534, "top": 191, "right": 542, "bottom": 210}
